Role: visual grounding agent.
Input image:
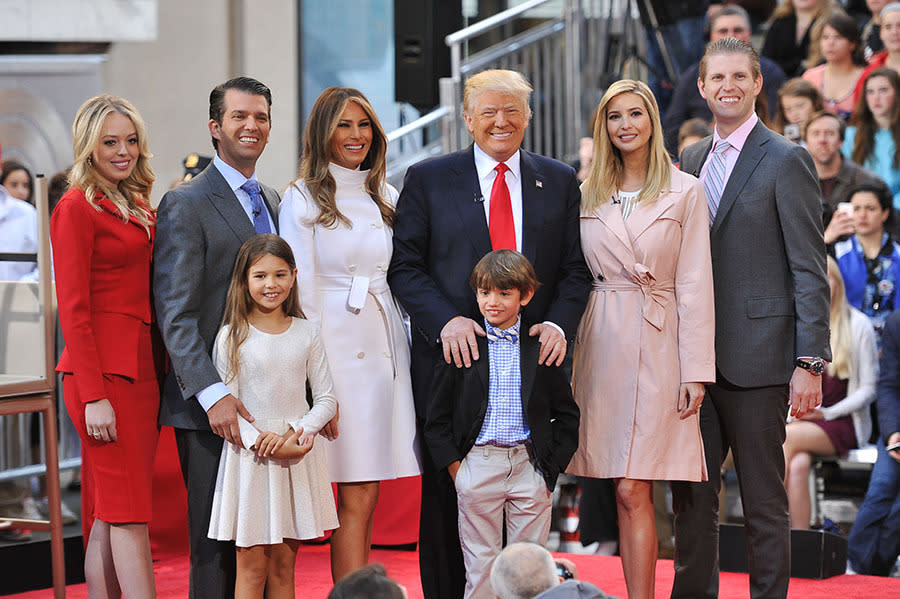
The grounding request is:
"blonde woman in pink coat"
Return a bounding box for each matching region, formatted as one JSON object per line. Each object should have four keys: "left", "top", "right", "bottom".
{"left": 568, "top": 79, "right": 716, "bottom": 599}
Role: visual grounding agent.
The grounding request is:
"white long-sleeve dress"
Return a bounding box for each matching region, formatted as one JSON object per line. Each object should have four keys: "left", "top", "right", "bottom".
{"left": 280, "top": 163, "right": 421, "bottom": 482}
{"left": 207, "top": 318, "right": 339, "bottom": 547}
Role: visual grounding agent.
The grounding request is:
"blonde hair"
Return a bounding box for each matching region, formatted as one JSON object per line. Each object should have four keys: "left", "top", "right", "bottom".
{"left": 463, "top": 69, "right": 533, "bottom": 119}
{"left": 581, "top": 80, "right": 671, "bottom": 215}
{"left": 297, "top": 87, "right": 392, "bottom": 229}
{"left": 69, "top": 94, "right": 155, "bottom": 232}
{"left": 827, "top": 256, "right": 851, "bottom": 379}
{"left": 220, "top": 234, "right": 305, "bottom": 385}
{"left": 772, "top": 0, "right": 837, "bottom": 20}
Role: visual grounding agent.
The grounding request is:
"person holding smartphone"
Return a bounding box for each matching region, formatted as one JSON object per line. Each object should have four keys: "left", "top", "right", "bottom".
{"left": 848, "top": 307, "right": 900, "bottom": 575}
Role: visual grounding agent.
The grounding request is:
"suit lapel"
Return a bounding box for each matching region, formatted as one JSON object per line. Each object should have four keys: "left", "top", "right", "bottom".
{"left": 452, "top": 147, "right": 492, "bottom": 257}
{"left": 626, "top": 167, "right": 681, "bottom": 241}
{"left": 591, "top": 197, "right": 635, "bottom": 266}
{"left": 711, "top": 122, "right": 767, "bottom": 235}
{"left": 520, "top": 328, "right": 539, "bottom": 411}
{"left": 520, "top": 151, "right": 545, "bottom": 267}
{"left": 198, "top": 164, "right": 256, "bottom": 242}
{"left": 684, "top": 137, "right": 713, "bottom": 178}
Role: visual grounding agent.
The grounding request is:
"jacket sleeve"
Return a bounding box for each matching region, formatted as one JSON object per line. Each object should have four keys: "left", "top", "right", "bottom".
{"left": 153, "top": 188, "right": 223, "bottom": 400}
{"left": 546, "top": 364, "right": 581, "bottom": 473}
{"left": 775, "top": 143, "right": 832, "bottom": 360}
{"left": 388, "top": 164, "right": 464, "bottom": 343}
{"left": 279, "top": 183, "right": 324, "bottom": 325}
{"left": 424, "top": 361, "right": 464, "bottom": 471}
{"left": 877, "top": 311, "right": 900, "bottom": 441}
{"left": 675, "top": 175, "right": 716, "bottom": 384}
{"left": 540, "top": 167, "right": 593, "bottom": 341}
{"left": 51, "top": 193, "right": 105, "bottom": 402}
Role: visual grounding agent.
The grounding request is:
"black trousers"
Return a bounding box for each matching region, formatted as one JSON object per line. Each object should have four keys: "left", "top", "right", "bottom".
{"left": 670, "top": 376, "right": 790, "bottom": 599}
{"left": 418, "top": 424, "right": 466, "bottom": 599}
{"left": 174, "top": 428, "right": 236, "bottom": 599}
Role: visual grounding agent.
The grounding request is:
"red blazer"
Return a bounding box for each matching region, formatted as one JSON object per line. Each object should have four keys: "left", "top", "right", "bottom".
{"left": 51, "top": 188, "right": 156, "bottom": 402}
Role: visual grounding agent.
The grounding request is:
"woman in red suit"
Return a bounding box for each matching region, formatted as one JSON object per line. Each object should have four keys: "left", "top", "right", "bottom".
{"left": 51, "top": 94, "right": 162, "bottom": 598}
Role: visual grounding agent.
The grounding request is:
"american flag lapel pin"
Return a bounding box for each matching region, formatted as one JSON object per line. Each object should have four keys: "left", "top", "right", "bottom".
{"left": 535, "top": 180, "right": 543, "bottom": 189}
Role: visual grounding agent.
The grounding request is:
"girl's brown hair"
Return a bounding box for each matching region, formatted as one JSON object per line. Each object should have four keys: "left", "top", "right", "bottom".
{"left": 220, "top": 234, "right": 305, "bottom": 384}
{"left": 850, "top": 67, "right": 900, "bottom": 168}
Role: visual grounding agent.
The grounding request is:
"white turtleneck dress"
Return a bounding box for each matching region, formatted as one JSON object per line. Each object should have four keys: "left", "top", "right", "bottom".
{"left": 279, "top": 163, "right": 422, "bottom": 482}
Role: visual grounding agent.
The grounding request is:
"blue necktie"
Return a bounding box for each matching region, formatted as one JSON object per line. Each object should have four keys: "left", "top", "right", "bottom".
{"left": 703, "top": 140, "right": 731, "bottom": 227}
{"left": 240, "top": 179, "right": 272, "bottom": 234}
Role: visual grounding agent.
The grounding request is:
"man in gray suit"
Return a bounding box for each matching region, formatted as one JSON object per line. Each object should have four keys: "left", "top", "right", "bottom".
{"left": 673, "top": 38, "right": 831, "bottom": 599}
{"left": 154, "top": 76, "right": 280, "bottom": 598}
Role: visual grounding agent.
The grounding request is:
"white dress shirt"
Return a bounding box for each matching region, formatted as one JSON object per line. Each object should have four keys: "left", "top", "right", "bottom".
{"left": 473, "top": 143, "right": 523, "bottom": 252}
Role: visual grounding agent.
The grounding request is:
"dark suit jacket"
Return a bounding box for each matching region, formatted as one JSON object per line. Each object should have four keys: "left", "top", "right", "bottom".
{"left": 424, "top": 332, "right": 580, "bottom": 491}
{"left": 154, "top": 163, "right": 280, "bottom": 430}
{"left": 877, "top": 310, "right": 900, "bottom": 441}
{"left": 680, "top": 120, "right": 831, "bottom": 387}
{"left": 387, "top": 145, "right": 592, "bottom": 417}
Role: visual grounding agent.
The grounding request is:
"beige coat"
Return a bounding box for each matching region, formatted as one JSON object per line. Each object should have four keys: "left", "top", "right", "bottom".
{"left": 567, "top": 166, "right": 715, "bottom": 482}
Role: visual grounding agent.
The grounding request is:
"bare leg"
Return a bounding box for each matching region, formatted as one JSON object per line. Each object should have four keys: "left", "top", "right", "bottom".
{"left": 109, "top": 522, "right": 156, "bottom": 598}
{"left": 265, "top": 539, "right": 300, "bottom": 599}
{"left": 615, "top": 478, "right": 656, "bottom": 599}
{"left": 330, "top": 480, "right": 380, "bottom": 582}
{"left": 236, "top": 545, "right": 270, "bottom": 599}
{"left": 783, "top": 421, "right": 837, "bottom": 529}
{"left": 84, "top": 520, "right": 120, "bottom": 599}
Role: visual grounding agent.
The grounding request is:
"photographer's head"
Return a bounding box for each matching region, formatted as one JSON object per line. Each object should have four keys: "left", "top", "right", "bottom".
{"left": 491, "top": 543, "right": 559, "bottom": 599}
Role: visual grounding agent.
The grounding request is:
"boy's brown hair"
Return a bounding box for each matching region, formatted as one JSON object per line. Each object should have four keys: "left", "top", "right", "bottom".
{"left": 469, "top": 249, "right": 541, "bottom": 295}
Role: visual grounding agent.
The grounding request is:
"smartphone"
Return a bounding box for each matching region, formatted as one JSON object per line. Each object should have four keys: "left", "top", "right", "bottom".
{"left": 886, "top": 442, "right": 900, "bottom": 452}
{"left": 555, "top": 562, "right": 574, "bottom": 581}
{"left": 837, "top": 202, "right": 854, "bottom": 218}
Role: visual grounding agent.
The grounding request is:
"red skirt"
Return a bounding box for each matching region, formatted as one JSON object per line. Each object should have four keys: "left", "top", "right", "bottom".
{"left": 64, "top": 325, "right": 160, "bottom": 523}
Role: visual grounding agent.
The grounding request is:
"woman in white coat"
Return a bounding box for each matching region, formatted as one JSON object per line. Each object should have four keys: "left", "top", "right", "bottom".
{"left": 279, "top": 87, "right": 421, "bottom": 581}
{"left": 783, "top": 256, "right": 878, "bottom": 529}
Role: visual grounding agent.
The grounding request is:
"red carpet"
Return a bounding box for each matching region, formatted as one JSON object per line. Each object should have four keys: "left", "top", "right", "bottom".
{"left": 6, "top": 544, "right": 899, "bottom": 598}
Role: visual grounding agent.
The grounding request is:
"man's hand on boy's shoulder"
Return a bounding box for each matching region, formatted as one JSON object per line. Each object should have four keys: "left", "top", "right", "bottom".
{"left": 529, "top": 323, "right": 566, "bottom": 367}
{"left": 440, "top": 316, "right": 486, "bottom": 368}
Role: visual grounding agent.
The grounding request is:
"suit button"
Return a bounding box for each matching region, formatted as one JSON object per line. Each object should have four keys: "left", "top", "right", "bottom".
{"left": 348, "top": 264, "right": 357, "bottom": 273}
{"left": 357, "top": 352, "right": 365, "bottom": 359}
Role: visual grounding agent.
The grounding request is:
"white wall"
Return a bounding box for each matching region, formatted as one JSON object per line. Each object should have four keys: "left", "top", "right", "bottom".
{"left": 103, "top": 0, "right": 298, "bottom": 204}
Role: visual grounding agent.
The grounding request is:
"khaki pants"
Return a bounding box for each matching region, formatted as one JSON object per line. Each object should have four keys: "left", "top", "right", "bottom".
{"left": 454, "top": 444, "right": 552, "bottom": 599}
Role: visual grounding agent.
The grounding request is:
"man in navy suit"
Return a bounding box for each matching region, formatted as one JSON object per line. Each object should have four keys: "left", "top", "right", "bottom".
{"left": 388, "top": 69, "right": 591, "bottom": 599}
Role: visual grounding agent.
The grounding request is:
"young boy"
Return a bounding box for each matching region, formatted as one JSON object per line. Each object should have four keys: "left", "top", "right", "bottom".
{"left": 424, "top": 249, "right": 581, "bottom": 599}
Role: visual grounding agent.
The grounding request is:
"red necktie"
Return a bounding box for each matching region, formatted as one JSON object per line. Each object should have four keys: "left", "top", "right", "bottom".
{"left": 489, "top": 163, "right": 515, "bottom": 250}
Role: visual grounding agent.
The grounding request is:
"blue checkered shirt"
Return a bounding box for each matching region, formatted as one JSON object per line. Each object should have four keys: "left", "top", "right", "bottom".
{"left": 475, "top": 317, "right": 531, "bottom": 446}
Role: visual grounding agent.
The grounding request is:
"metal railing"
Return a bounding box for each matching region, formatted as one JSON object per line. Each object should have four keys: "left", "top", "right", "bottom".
{"left": 385, "top": 0, "right": 650, "bottom": 184}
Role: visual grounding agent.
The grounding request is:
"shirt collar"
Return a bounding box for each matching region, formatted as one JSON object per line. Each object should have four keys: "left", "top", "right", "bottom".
{"left": 473, "top": 143, "right": 521, "bottom": 184}
{"left": 213, "top": 153, "right": 258, "bottom": 193}
{"left": 712, "top": 112, "right": 758, "bottom": 153}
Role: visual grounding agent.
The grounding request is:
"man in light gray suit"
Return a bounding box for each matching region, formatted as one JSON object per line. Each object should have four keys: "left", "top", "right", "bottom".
{"left": 672, "top": 38, "right": 831, "bottom": 599}
{"left": 154, "top": 76, "right": 279, "bottom": 598}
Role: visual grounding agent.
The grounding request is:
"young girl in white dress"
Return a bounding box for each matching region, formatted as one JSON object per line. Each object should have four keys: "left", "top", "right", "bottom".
{"left": 207, "top": 234, "right": 339, "bottom": 598}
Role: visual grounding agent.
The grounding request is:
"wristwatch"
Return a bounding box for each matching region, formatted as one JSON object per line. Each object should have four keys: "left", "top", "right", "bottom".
{"left": 796, "top": 357, "right": 827, "bottom": 376}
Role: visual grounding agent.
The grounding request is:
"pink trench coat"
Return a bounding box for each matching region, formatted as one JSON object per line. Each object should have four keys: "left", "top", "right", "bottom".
{"left": 567, "top": 166, "right": 716, "bottom": 482}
